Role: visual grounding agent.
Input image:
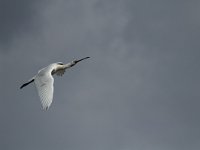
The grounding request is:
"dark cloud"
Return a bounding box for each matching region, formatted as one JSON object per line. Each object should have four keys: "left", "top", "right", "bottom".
{"left": 0, "top": 0, "right": 45, "bottom": 50}
{"left": 1, "top": 0, "right": 200, "bottom": 150}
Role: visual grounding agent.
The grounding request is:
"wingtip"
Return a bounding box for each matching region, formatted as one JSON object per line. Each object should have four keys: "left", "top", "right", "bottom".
{"left": 20, "top": 79, "right": 34, "bottom": 89}
{"left": 42, "top": 106, "right": 50, "bottom": 111}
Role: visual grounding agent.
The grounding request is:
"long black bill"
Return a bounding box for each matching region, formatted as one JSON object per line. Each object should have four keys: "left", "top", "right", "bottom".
{"left": 75, "top": 57, "right": 90, "bottom": 63}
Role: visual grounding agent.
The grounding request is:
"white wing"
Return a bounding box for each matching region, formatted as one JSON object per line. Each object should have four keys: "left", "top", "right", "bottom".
{"left": 34, "top": 71, "right": 54, "bottom": 110}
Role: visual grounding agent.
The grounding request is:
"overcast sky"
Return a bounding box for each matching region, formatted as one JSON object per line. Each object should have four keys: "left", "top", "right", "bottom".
{"left": 1, "top": 0, "right": 200, "bottom": 150}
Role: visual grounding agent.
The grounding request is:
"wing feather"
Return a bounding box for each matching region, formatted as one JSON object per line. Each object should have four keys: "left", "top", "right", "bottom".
{"left": 34, "top": 72, "right": 54, "bottom": 110}
{"left": 56, "top": 69, "right": 65, "bottom": 76}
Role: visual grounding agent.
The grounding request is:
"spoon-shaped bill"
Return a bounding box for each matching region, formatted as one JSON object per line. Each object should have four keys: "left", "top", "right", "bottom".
{"left": 75, "top": 57, "right": 90, "bottom": 63}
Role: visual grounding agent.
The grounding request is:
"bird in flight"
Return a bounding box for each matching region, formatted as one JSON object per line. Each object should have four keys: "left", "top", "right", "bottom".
{"left": 20, "top": 57, "right": 90, "bottom": 110}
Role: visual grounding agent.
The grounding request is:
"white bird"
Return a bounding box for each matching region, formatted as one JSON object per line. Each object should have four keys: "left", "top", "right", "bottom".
{"left": 20, "top": 57, "right": 90, "bottom": 110}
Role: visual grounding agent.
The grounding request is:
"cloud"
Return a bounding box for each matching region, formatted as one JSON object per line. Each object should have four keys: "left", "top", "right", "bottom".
{"left": 1, "top": 0, "right": 200, "bottom": 150}
{"left": 0, "top": 0, "right": 45, "bottom": 50}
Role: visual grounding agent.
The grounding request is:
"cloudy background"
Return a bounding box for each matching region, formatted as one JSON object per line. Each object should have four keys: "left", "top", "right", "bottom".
{"left": 1, "top": 0, "right": 200, "bottom": 150}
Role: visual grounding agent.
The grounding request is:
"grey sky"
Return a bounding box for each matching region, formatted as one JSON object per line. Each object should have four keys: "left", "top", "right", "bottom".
{"left": 1, "top": 0, "right": 200, "bottom": 150}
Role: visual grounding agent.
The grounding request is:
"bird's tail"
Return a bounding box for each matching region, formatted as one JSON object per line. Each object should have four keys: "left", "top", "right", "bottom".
{"left": 20, "top": 78, "right": 34, "bottom": 89}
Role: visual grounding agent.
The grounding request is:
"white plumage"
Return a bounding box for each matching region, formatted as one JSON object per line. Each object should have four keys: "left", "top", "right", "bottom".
{"left": 34, "top": 66, "right": 54, "bottom": 110}
{"left": 20, "top": 57, "right": 90, "bottom": 110}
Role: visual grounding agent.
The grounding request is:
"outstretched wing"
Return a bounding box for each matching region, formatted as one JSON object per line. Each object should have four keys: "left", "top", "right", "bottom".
{"left": 56, "top": 69, "right": 66, "bottom": 76}
{"left": 34, "top": 72, "right": 54, "bottom": 110}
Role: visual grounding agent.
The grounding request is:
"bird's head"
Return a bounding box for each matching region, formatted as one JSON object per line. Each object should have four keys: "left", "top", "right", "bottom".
{"left": 56, "top": 62, "right": 64, "bottom": 65}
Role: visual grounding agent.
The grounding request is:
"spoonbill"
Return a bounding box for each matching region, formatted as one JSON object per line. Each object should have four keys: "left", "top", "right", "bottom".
{"left": 20, "top": 57, "right": 90, "bottom": 110}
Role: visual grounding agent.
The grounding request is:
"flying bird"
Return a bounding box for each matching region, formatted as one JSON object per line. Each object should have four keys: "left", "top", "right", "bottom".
{"left": 20, "top": 57, "right": 90, "bottom": 110}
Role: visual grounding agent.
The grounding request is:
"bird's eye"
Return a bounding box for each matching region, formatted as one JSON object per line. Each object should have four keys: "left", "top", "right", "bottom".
{"left": 57, "top": 62, "right": 63, "bottom": 65}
